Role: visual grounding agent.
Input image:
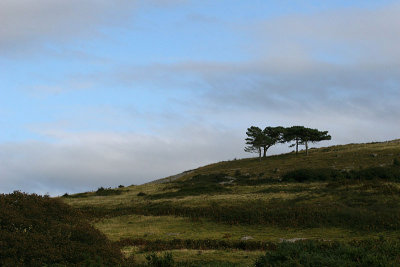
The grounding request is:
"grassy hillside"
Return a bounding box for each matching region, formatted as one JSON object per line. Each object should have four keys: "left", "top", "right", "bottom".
{"left": 62, "top": 140, "right": 400, "bottom": 266}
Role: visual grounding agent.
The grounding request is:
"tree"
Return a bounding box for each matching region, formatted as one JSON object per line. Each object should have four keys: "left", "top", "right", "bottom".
{"left": 301, "top": 128, "right": 331, "bottom": 155}
{"left": 245, "top": 126, "right": 285, "bottom": 159}
{"left": 245, "top": 126, "right": 264, "bottom": 160}
{"left": 283, "top": 126, "right": 331, "bottom": 155}
{"left": 283, "top": 126, "right": 306, "bottom": 155}
{"left": 261, "top": 126, "right": 285, "bottom": 157}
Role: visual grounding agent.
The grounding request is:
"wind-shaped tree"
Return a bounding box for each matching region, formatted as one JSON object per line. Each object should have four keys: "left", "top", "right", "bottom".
{"left": 284, "top": 126, "right": 331, "bottom": 155}
{"left": 302, "top": 128, "right": 331, "bottom": 155}
{"left": 245, "top": 126, "right": 285, "bottom": 159}
{"left": 245, "top": 126, "right": 264, "bottom": 159}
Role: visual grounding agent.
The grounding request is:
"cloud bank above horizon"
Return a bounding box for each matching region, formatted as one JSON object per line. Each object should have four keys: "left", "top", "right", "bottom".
{"left": 1, "top": 1, "right": 399, "bottom": 195}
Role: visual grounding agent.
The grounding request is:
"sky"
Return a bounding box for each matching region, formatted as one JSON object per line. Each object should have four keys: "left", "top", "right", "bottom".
{"left": 1, "top": 0, "right": 399, "bottom": 195}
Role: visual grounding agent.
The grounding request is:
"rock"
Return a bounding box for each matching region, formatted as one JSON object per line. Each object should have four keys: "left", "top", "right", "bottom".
{"left": 371, "top": 153, "right": 378, "bottom": 157}
{"left": 219, "top": 176, "right": 236, "bottom": 185}
{"left": 241, "top": 236, "right": 254, "bottom": 241}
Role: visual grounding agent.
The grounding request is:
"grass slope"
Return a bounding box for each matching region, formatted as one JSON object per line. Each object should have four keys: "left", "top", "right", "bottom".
{"left": 62, "top": 140, "right": 400, "bottom": 266}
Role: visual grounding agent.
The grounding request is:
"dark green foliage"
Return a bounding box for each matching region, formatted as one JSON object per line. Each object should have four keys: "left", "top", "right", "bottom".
{"left": 95, "top": 186, "right": 122, "bottom": 196}
{"left": 147, "top": 174, "right": 231, "bottom": 199}
{"left": 254, "top": 239, "right": 400, "bottom": 267}
{"left": 134, "top": 252, "right": 237, "bottom": 267}
{"left": 245, "top": 126, "right": 285, "bottom": 158}
{"left": 62, "top": 192, "right": 90, "bottom": 198}
{"left": 283, "top": 126, "right": 331, "bottom": 155}
{"left": 145, "top": 252, "right": 174, "bottom": 267}
{"left": 282, "top": 168, "right": 344, "bottom": 182}
{"left": 116, "top": 238, "right": 274, "bottom": 251}
{"left": 137, "top": 192, "right": 147, "bottom": 196}
{"left": 245, "top": 126, "right": 264, "bottom": 158}
{"left": 353, "top": 166, "right": 400, "bottom": 181}
{"left": 0, "top": 191, "right": 123, "bottom": 266}
{"left": 282, "top": 166, "right": 400, "bottom": 182}
{"left": 393, "top": 158, "right": 400, "bottom": 166}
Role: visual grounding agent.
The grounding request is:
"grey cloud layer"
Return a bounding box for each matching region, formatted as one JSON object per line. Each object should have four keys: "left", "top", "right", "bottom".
{"left": 109, "top": 2, "right": 400, "bottom": 121}
{"left": 0, "top": 0, "right": 186, "bottom": 56}
{"left": 0, "top": 127, "right": 243, "bottom": 195}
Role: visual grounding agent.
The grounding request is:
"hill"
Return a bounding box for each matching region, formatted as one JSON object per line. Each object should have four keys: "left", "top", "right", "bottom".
{"left": 61, "top": 140, "right": 400, "bottom": 266}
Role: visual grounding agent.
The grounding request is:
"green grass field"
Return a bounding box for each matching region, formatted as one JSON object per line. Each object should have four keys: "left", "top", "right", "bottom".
{"left": 62, "top": 140, "right": 400, "bottom": 266}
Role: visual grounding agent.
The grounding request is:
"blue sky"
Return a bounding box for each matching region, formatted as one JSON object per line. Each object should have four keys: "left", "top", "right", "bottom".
{"left": 1, "top": 0, "right": 399, "bottom": 195}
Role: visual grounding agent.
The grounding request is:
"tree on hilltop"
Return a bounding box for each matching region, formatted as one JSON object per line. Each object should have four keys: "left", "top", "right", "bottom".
{"left": 245, "top": 126, "right": 285, "bottom": 159}
{"left": 262, "top": 126, "right": 285, "bottom": 157}
{"left": 245, "top": 126, "right": 264, "bottom": 159}
{"left": 301, "top": 128, "right": 331, "bottom": 155}
{"left": 283, "top": 126, "right": 306, "bottom": 155}
{"left": 284, "top": 126, "right": 331, "bottom": 155}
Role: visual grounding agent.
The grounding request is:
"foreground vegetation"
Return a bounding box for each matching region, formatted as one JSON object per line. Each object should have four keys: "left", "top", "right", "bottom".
{"left": 3, "top": 140, "right": 400, "bottom": 266}
{"left": 0, "top": 192, "right": 124, "bottom": 266}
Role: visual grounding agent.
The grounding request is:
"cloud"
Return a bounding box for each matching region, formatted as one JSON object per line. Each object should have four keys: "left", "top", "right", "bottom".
{"left": 249, "top": 2, "right": 400, "bottom": 64}
{"left": 103, "top": 2, "right": 400, "bottom": 125}
{"left": 0, "top": 126, "right": 244, "bottom": 196}
{"left": 0, "top": 0, "right": 186, "bottom": 56}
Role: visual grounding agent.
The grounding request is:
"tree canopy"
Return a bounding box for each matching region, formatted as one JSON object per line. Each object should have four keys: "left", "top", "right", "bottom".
{"left": 245, "top": 126, "right": 285, "bottom": 159}
{"left": 245, "top": 125, "right": 331, "bottom": 158}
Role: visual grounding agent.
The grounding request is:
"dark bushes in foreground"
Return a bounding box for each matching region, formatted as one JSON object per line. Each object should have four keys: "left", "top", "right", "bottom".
{"left": 0, "top": 192, "right": 123, "bottom": 266}
{"left": 115, "top": 238, "right": 274, "bottom": 251}
{"left": 282, "top": 165, "right": 400, "bottom": 182}
{"left": 254, "top": 239, "right": 400, "bottom": 267}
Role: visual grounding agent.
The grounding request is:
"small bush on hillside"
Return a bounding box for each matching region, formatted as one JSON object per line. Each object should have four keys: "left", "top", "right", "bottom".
{"left": 0, "top": 191, "right": 123, "bottom": 266}
{"left": 137, "top": 192, "right": 147, "bottom": 196}
{"left": 145, "top": 252, "right": 174, "bottom": 267}
{"left": 282, "top": 168, "right": 343, "bottom": 182}
{"left": 393, "top": 158, "right": 400, "bottom": 166}
{"left": 96, "top": 186, "right": 122, "bottom": 196}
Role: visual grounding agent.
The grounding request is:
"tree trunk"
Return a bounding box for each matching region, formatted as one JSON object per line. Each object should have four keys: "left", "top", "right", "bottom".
{"left": 295, "top": 138, "right": 299, "bottom": 155}
{"left": 263, "top": 147, "right": 267, "bottom": 157}
{"left": 305, "top": 141, "right": 309, "bottom": 155}
{"left": 258, "top": 147, "right": 261, "bottom": 161}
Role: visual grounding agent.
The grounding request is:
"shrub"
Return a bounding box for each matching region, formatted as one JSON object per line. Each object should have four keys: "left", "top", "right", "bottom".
{"left": 234, "top": 170, "right": 241, "bottom": 177}
{"left": 145, "top": 252, "right": 174, "bottom": 267}
{"left": 282, "top": 168, "right": 343, "bottom": 182}
{"left": 282, "top": 166, "right": 400, "bottom": 183}
{"left": 95, "top": 186, "right": 122, "bottom": 196}
{"left": 0, "top": 191, "right": 123, "bottom": 266}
